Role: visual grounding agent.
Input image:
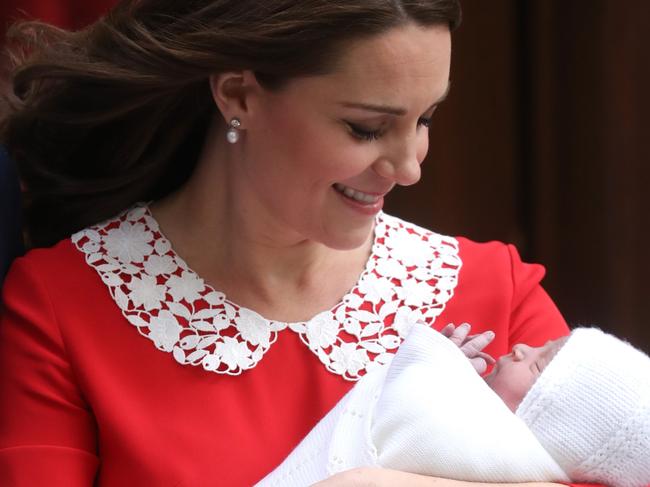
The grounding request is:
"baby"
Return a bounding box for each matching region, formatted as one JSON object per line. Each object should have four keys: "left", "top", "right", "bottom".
{"left": 258, "top": 325, "right": 650, "bottom": 487}
{"left": 483, "top": 334, "right": 567, "bottom": 411}
{"left": 487, "top": 326, "right": 649, "bottom": 487}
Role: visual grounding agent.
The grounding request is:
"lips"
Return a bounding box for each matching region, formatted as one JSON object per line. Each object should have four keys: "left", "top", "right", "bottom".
{"left": 333, "top": 182, "right": 393, "bottom": 205}
{"left": 332, "top": 183, "right": 379, "bottom": 204}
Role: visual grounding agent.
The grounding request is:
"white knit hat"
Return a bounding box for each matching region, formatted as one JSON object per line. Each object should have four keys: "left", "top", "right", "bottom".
{"left": 516, "top": 328, "right": 650, "bottom": 487}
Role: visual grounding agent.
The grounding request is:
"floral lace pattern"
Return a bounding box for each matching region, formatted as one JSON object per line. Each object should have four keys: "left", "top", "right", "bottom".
{"left": 72, "top": 204, "right": 462, "bottom": 381}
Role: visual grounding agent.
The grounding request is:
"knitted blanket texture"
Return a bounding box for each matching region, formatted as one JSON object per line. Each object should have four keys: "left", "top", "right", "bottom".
{"left": 257, "top": 325, "right": 568, "bottom": 486}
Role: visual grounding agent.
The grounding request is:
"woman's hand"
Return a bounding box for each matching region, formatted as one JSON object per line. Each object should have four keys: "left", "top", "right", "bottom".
{"left": 440, "top": 323, "right": 496, "bottom": 374}
{"left": 311, "top": 467, "right": 435, "bottom": 486}
{"left": 311, "top": 467, "right": 376, "bottom": 487}
{"left": 312, "top": 468, "right": 566, "bottom": 487}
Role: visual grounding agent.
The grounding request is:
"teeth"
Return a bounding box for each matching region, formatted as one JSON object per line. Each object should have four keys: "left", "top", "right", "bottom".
{"left": 334, "top": 183, "right": 380, "bottom": 204}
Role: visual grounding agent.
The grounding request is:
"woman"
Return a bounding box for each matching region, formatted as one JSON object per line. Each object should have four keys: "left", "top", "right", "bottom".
{"left": 0, "top": 1, "right": 592, "bottom": 485}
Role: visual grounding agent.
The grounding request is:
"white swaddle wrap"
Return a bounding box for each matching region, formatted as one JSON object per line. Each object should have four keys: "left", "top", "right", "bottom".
{"left": 257, "top": 324, "right": 568, "bottom": 486}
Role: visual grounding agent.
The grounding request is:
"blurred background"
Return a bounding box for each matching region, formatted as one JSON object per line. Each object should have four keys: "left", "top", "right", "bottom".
{"left": 391, "top": 0, "right": 650, "bottom": 352}
{"left": 1, "top": 1, "right": 649, "bottom": 352}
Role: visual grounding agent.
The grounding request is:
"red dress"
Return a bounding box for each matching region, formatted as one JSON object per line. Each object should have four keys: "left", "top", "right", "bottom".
{"left": 0, "top": 208, "right": 589, "bottom": 486}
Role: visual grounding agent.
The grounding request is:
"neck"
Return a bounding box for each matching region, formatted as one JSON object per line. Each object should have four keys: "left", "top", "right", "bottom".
{"left": 150, "top": 121, "right": 373, "bottom": 308}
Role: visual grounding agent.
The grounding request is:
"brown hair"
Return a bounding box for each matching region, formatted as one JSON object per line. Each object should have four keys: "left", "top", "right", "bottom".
{"left": 1, "top": 0, "right": 461, "bottom": 248}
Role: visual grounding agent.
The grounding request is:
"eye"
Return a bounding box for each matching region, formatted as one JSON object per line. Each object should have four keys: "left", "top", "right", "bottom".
{"left": 417, "top": 117, "right": 432, "bottom": 128}
{"left": 347, "top": 116, "right": 433, "bottom": 142}
{"left": 347, "top": 122, "right": 382, "bottom": 141}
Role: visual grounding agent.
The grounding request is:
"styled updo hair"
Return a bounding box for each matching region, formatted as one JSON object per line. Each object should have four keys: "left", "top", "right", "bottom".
{"left": 1, "top": 0, "right": 461, "bottom": 247}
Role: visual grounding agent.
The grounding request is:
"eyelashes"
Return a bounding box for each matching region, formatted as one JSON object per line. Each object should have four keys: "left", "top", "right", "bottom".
{"left": 348, "top": 123, "right": 382, "bottom": 141}
{"left": 418, "top": 117, "right": 432, "bottom": 129}
{"left": 347, "top": 117, "right": 432, "bottom": 142}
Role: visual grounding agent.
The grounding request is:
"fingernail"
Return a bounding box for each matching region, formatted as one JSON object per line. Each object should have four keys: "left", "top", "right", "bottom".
{"left": 459, "top": 323, "right": 470, "bottom": 329}
{"left": 486, "top": 331, "right": 495, "bottom": 339}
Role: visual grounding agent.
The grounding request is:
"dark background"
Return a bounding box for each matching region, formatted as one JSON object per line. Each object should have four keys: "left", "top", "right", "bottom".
{"left": 2, "top": 1, "right": 649, "bottom": 351}
{"left": 388, "top": 1, "right": 650, "bottom": 352}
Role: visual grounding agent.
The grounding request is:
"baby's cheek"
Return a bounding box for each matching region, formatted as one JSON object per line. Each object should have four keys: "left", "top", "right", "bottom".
{"left": 511, "top": 375, "right": 539, "bottom": 410}
{"left": 486, "top": 373, "right": 531, "bottom": 412}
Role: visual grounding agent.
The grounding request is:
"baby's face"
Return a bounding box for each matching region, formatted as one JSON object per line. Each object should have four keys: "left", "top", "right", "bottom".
{"left": 484, "top": 336, "right": 567, "bottom": 412}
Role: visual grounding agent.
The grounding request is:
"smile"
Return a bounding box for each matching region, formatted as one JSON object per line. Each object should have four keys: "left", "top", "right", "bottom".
{"left": 333, "top": 183, "right": 381, "bottom": 204}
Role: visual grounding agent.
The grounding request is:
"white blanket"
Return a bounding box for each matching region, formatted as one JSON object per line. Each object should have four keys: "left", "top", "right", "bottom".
{"left": 257, "top": 325, "right": 569, "bottom": 486}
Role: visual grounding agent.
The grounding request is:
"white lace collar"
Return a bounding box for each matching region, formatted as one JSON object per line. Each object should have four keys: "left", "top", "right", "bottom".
{"left": 72, "top": 204, "right": 462, "bottom": 381}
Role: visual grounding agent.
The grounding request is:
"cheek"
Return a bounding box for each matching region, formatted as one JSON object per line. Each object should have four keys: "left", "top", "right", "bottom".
{"left": 257, "top": 108, "right": 352, "bottom": 178}
{"left": 252, "top": 101, "right": 382, "bottom": 187}
{"left": 262, "top": 107, "right": 314, "bottom": 158}
{"left": 486, "top": 367, "right": 534, "bottom": 411}
{"left": 507, "top": 378, "right": 530, "bottom": 405}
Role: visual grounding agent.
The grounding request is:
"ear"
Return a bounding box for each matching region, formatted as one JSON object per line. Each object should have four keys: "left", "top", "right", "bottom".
{"left": 209, "top": 70, "right": 260, "bottom": 126}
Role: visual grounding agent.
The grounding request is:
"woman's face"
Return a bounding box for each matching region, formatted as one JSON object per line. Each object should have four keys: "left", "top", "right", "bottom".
{"left": 240, "top": 23, "right": 452, "bottom": 249}
{"left": 484, "top": 337, "right": 568, "bottom": 412}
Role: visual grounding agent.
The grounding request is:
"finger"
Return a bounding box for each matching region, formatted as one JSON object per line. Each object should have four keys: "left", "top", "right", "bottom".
{"left": 461, "top": 332, "right": 494, "bottom": 356}
{"left": 465, "top": 333, "right": 483, "bottom": 340}
{"left": 440, "top": 323, "right": 456, "bottom": 338}
{"left": 469, "top": 357, "right": 488, "bottom": 375}
{"left": 475, "top": 351, "right": 496, "bottom": 365}
{"left": 460, "top": 330, "right": 495, "bottom": 356}
{"left": 447, "top": 322, "right": 471, "bottom": 346}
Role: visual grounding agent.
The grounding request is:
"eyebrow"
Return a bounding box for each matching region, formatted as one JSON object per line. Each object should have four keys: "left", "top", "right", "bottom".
{"left": 338, "top": 80, "right": 451, "bottom": 116}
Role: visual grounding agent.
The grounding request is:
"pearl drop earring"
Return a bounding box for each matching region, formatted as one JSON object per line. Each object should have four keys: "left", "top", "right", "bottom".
{"left": 226, "top": 117, "right": 241, "bottom": 144}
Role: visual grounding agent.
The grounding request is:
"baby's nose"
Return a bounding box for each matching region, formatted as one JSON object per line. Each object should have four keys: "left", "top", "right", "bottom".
{"left": 512, "top": 343, "right": 532, "bottom": 360}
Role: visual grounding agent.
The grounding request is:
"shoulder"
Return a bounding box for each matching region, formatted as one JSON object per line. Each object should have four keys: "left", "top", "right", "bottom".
{"left": 1, "top": 237, "right": 98, "bottom": 317}
{"left": 455, "top": 236, "right": 546, "bottom": 289}
{"left": 378, "top": 214, "right": 568, "bottom": 347}
{"left": 380, "top": 213, "right": 548, "bottom": 300}
{"left": 3, "top": 204, "right": 142, "bottom": 295}
{"left": 457, "top": 235, "right": 544, "bottom": 276}
{"left": 4, "top": 238, "right": 84, "bottom": 285}
{"left": 380, "top": 213, "right": 541, "bottom": 277}
{"left": 1, "top": 203, "right": 133, "bottom": 312}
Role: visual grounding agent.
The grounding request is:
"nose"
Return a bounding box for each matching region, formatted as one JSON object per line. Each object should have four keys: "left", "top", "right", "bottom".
{"left": 372, "top": 137, "right": 423, "bottom": 187}
{"left": 511, "top": 343, "right": 533, "bottom": 360}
